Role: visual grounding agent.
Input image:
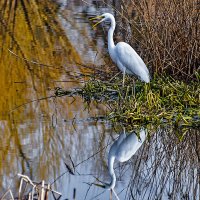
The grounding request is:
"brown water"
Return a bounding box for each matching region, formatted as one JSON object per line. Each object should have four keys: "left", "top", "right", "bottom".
{"left": 0, "top": 1, "right": 199, "bottom": 199}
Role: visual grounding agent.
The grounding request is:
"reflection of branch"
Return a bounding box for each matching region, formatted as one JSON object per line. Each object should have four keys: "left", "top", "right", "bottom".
{"left": 0, "top": 189, "right": 14, "bottom": 200}
{"left": 18, "top": 142, "right": 31, "bottom": 174}
{"left": 69, "top": 154, "right": 76, "bottom": 173}
{"left": 84, "top": 182, "right": 92, "bottom": 200}
{"left": 0, "top": 15, "right": 39, "bottom": 91}
{"left": 128, "top": 128, "right": 200, "bottom": 199}
{"left": 193, "top": 132, "right": 200, "bottom": 162}
{"left": 51, "top": 135, "right": 113, "bottom": 188}
{"left": 10, "top": 95, "right": 56, "bottom": 112}
{"left": 88, "top": 190, "right": 106, "bottom": 200}
{"left": 64, "top": 162, "right": 75, "bottom": 175}
{"left": 10, "top": 84, "right": 110, "bottom": 112}
{"left": 8, "top": 49, "right": 54, "bottom": 67}
{"left": 0, "top": 16, "right": 31, "bottom": 69}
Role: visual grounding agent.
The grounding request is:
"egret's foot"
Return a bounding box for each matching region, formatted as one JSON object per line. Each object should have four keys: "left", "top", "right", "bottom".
{"left": 109, "top": 72, "right": 121, "bottom": 83}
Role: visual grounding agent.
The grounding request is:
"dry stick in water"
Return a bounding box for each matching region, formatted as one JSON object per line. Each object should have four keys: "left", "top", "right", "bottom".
{"left": 18, "top": 174, "right": 62, "bottom": 200}
{"left": 10, "top": 95, "right": 56, "bottom": 112}
{"left": 18, "top": 174, "right": 36, "bottom": 200}
{"left": 73, "top": 188, "right": 76, "bottom": 200}
{"left": 0, "top": 189, "right": 14, "bottom": 200}
{"left": 40, "top": 181, "right": 45, "bottom": 200}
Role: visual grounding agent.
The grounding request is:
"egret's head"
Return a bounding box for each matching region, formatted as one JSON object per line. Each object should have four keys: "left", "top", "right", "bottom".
{"left": 90, "top": 13, "right": 114, "bottom": 28}
{"left": 93, "top": 182, "right": 113, "bottom": 190}
{"left": 93, "top": 183, "right": 106, "bottom": 189}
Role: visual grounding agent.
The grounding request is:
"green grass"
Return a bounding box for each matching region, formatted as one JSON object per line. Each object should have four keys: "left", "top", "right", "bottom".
{"left": 110, "top": 77, "right": 199, "bottom": 127}
{"left": 56, "top": 74, "right": 200, "bottom": 129}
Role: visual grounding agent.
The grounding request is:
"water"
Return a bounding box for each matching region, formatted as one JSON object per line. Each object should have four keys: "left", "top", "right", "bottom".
{"left": 0, "top": 0, "right": 199, "bottom": 199}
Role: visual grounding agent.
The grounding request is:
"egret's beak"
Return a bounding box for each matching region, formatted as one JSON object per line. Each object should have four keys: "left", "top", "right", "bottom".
{"left": 89, "top": 15, "right": 104, "bottom": 28}
{"left": 93, "top": 183, "right": 106, "bottom": 188}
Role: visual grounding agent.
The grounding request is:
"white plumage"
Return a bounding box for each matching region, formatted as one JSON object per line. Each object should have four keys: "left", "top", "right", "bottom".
{"left": 106, "top": 128, "right": 146, "bottom": 190}
{"left": 91, "top": 13, "right": 150, "bottom": 86}
{"left": 115, "top": 42, "right": 150, "bottom": 83}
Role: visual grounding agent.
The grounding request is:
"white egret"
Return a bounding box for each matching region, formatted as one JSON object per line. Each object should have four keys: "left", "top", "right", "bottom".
{"left": 90, "top": 13, "right": 150, "bottom": 87}
{"left": 105, "top": 128, "right": 147, "bottom": 190}
{"left": 93, "top": 129, "right": 146, "bottom": 200}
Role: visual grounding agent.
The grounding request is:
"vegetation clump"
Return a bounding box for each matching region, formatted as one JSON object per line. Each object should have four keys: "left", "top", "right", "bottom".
{"left": 71, "top": 0, "right": 199, "bottom": 128}
{"left": 64, "top": 74, "right": 199, "bottom": 128}
{"left": 116, "top": 0, "right": 199, "bottom": 80}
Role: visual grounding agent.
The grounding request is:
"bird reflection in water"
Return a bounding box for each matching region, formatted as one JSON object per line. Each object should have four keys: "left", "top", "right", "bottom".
{"left": 96, "top": 128, "right": 147, "bottom": 199}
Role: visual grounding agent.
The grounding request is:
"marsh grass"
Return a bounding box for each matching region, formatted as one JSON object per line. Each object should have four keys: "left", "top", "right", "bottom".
{"left": 57, "top": 74, "right": 199, "bottom": 128}
{"left": 109, "top": 76, "right": 199, "bottom": 127}
{"left": 112, "top": 0, "right": 200, "bottom": 80}
{"left": 80, "top": 0, "right": 200, "bottom": 128}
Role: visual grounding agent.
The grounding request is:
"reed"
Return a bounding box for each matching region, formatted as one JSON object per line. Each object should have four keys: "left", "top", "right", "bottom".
{"left": 1, "top": 174, "right": 61, "bottom": 200}
{"left": 113, "top": 0, "right": 199, "bottom": 80}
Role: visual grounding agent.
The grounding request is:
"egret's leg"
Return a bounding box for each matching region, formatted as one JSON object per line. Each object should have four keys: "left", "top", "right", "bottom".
{"left": 122, "top": 69, "right": 126, "bottom": 87}
{"left": 110, "top": 189, "right": 112, "bottom": 199}
{"left": 132, "top": 78, "right": 135, "bottom": 97}
{"left": 112, "top": 189, "right": 120, "bottom": 200}
{"left": 109, "top": 71, "right": 121, "bottom": 82}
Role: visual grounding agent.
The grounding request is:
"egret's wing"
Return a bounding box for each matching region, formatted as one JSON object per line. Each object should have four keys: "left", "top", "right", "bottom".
{"left": 115, "top": 42, "right": 150, "bottom": 82}
{"left": 116, "top": 130, "right": 146, "bottom": 162}
{"left": 109, "top": 132, "right": 126, "bottom": 157}
{"left": 116, "top": 132, "right": 126, "bottom": 146}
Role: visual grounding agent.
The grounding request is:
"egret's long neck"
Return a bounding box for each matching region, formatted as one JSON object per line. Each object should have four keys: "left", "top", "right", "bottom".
{"left": 108, "top": 17, "right": 116, "bottom": 62}
{"left": 106, "top": 155, "right": 116, "bottom": 189}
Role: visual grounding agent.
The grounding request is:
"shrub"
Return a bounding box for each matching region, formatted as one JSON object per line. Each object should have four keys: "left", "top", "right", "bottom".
{"left": 117, "top": 0, "right": 199, "bottom": 80}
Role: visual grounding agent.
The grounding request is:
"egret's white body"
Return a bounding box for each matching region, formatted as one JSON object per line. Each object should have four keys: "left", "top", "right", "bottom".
{"left": 92, "top": 13, "right": 150, "bottom": 85}
{"left": 106, "top": 129, "right": 146, "bottom": 189}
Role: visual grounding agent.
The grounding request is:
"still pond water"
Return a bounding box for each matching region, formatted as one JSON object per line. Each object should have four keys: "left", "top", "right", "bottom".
{"left": 0, "top": 0, "right": 199, "bottom": 199}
